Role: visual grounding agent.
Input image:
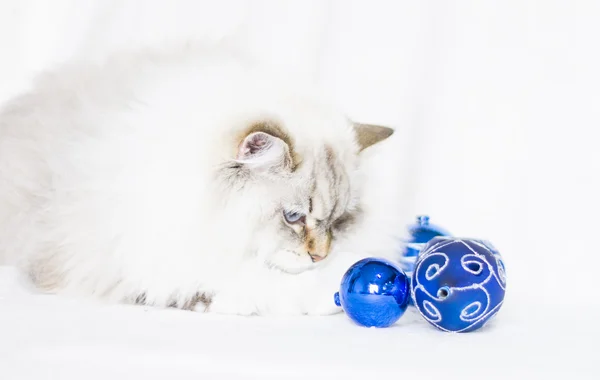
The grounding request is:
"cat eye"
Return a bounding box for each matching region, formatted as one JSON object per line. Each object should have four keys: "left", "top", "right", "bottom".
{"left": 283, "top": 210, "right": 305, "bottom": 225}
{"left": 332, "top": 212, "right": 355, "bottom": 232}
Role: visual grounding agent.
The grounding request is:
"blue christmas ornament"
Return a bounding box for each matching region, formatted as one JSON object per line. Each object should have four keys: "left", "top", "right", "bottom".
{"left": 400, "top": 215, "right": 450, "bottom": 274}
{"left": 402, "top": 215, "right": 451, "bottom": 258}
{"left": 411, "top": 237, "right": 507, "bottom": 333}
{"left": 334, "top": 258, "right": 410, "bottom": 328}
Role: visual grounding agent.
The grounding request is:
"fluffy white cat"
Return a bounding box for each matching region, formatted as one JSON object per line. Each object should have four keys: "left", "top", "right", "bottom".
{"left": 0, "top": 43, "right": 398, "bottom": 315}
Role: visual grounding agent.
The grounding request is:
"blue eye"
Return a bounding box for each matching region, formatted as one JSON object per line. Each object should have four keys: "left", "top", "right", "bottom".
{"left": 283, "top": 210, "right": 305, "bottom": 224}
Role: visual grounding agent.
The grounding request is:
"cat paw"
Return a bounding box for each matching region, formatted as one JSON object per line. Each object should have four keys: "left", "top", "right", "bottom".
{"left": 303, "top": 290, "right": 343, "bottom": 316}
{"left": 206, "top": 293, "right": 258, "bottom": 316}
{"left": 305, "top": 301, "right": 342, "bottom": 316}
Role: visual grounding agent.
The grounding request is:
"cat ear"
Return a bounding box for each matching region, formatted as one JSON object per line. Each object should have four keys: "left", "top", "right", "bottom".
{"left": 353, "top": 123, "right": 394, "bottom": 152}
{"left": 236, "top": 131, "right": 292, "bottom": 172}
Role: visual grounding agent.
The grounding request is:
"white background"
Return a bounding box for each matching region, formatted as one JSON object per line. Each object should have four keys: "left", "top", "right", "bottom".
{"left": 0, "top": 1, "right": 599, "bottom": 378}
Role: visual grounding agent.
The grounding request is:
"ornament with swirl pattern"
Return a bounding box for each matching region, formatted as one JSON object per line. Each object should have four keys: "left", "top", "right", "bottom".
{"left": 411, "top": 237, "right": 506, "bottom": 332}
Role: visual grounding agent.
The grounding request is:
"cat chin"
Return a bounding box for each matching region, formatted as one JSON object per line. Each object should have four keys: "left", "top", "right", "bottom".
{"left": 266, "top": 250, "right": 317, "bottom": 275}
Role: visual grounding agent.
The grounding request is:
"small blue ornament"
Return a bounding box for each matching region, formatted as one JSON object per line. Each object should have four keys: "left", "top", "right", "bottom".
{"left": 411, "top": 237, "right": 507, "bottom": 333}
{"left": 402, "top": 215, "right": 451, "bottom": 257}
{"left": 334, "top": 257, "right": 410, "bottom": 328}
{"left": 400, "top": 215, "right": 450, "bottom": 274}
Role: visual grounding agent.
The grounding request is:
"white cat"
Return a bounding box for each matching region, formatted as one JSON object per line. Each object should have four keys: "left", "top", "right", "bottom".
{"left": 0, "top": 43, "right": 398, "bottom": 315}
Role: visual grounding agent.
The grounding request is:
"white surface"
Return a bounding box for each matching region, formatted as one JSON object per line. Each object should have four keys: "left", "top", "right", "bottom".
{"left": 0, "top": 267, "right": 597, "bottom": 379}
{"left": 1, "top": 1, "right": 599, "bottom": 378}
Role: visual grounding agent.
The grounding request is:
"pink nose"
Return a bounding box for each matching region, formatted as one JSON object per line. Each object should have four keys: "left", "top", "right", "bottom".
{"left": 309, "top": 254, "right": 325, "bottom": 263}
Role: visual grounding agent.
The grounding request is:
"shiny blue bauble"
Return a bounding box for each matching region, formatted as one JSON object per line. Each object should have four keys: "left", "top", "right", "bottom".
{"left": 411, "top": 237, "right": 507, "bottom": 333}
{"left": 334, "top": 258, "right": 410, "bottom": 328}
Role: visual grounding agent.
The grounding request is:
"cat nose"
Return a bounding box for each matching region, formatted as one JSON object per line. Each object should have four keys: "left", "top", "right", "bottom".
{"left": 305, "top": 228, "right": 332, "bottom": 263}
{"left": 309, "top": 253, "right": 325, "bottom": 263}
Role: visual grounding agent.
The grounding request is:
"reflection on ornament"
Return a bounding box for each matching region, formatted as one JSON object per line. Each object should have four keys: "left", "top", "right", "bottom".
{"left": 334, "top": 257, "right": 410, "bottom": 328}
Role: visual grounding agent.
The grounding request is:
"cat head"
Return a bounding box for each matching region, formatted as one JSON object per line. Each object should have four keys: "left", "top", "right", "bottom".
{"left": 217, "top": 116, "right": 393, "bottom": 274}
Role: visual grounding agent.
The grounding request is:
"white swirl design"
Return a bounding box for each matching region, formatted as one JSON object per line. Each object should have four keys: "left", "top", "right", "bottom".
{"left": 425, "top": 264, "right": 440, "bottom": 280}
{"left": 460, "top": 301, "right": 482, "bottom": 321}
{"left": 422, "top": 300, "right": 442, "bottom": 323}
{"left": 496, "top": 255, "right": 507, "bottom": 285}
{"left": 423, "top": 252, "right": 448, "bottom": 281}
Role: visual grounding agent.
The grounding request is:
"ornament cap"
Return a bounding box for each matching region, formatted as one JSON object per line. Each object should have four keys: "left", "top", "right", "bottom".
{"left": 416, "top": 215, "right": 430, "bottom": 225}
